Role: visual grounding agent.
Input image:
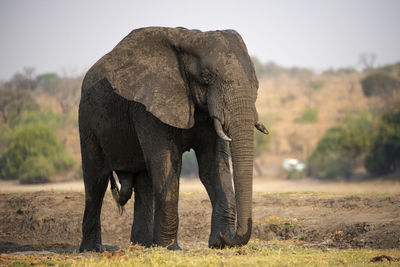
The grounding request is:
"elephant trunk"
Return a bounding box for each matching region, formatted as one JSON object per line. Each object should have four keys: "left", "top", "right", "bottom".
{"left": 222, "top": 98, "right": 254, "bottom": 246}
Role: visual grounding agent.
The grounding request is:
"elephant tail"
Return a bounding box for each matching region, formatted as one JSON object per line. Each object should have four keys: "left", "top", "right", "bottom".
{"left": 110, "top": 174, "right": 125, "bottom": 215}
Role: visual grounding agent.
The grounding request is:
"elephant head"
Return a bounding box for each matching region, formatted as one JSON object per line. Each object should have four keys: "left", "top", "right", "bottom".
{"left": 83, "top": 27, "right": 268, "bottom": 247}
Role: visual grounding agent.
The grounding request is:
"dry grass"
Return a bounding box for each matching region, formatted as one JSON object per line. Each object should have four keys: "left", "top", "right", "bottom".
{"left": 3, "top": 243, "right": 400, "bottom": 266}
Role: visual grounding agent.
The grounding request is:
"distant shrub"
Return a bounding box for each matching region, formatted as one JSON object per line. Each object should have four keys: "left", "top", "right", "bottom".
{"left": 361, "top": 72, "right": 400, "bottom": 97}
{"left": 364, "top": 107, "right": 400, "bottom": 175}
{"left": 323, "top": 67, "right": 358, "bottom": 75}
{"left": 0, "top": 123, "right": 75, "bottom": 181}
{"left": 297, "top": 106, "right": 318, "bottom": 123}
{"left": 307, "top": 127, "right": 352, "bottom": 179}
{"left": 308, "top": 80, "right": 324, "bottom": 91}
{"left": 308, "top": 113, "right": 374, "bottom": 180}
{"left": 18, "top": 156, "right": 54, "bottom": 184}
{"left": 251, "top": 56, "right": 313, "bottom": 78}
{"left": 280, "top": 94, "right": 297, "bottom": 105}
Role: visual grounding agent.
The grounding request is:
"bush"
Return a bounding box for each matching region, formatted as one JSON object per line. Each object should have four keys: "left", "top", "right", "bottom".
{"left": 308, "top": 80, "right": 324, "bottom": 91}
{"left": 18, "top": 156, "right": 54, "bottom": 184}
{"left": 364, "top": 107, "right": 400, "bottom": 175}
{"left": 307, "top": 127, "right": 353, "bottom": 179}
{"left": 297, "top": 106, "right": 318, "bottom": 123}
{"left": 0, "top": 123, "right": 75, "bottom": 181}
{"left": 361, "top": 72, "right": 400, "bottom": 97}
{"left": 307, "top": 113, "right": 374, "bottom": 180}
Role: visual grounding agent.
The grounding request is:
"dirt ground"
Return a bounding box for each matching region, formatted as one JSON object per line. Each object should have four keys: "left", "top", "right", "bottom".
{"left": 0, "top": 178, "right": 399, "bottom": 255}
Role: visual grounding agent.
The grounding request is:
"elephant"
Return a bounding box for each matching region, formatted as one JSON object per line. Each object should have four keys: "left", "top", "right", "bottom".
{"left": 78, "top": 27, "right": 268, "bottom": 252}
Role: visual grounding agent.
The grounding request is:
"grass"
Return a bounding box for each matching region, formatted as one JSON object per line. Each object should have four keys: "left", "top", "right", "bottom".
{"left": 3, "top": 243, "right": 399, "bottom": 266}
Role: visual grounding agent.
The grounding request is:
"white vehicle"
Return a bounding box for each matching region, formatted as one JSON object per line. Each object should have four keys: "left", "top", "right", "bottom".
{"left": 282, "top": 158, "right": 306, "bottom": 171}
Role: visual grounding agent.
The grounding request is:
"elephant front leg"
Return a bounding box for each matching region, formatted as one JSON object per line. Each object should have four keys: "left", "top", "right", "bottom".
{"left": 195, "top": 136, "right": 236, "bottom": 248}
{"left": 135, "top": 116, "right": 182, "bottom": 250}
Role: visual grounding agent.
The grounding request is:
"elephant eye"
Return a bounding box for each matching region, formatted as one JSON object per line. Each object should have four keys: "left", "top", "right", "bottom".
{"left": 200, "top": 68, "right": 215, "bottom": 85}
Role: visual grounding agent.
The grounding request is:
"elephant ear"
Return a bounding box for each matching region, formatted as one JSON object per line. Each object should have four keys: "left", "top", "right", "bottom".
{"left": 83, "top": 27, "right": 195, "bottom": 129}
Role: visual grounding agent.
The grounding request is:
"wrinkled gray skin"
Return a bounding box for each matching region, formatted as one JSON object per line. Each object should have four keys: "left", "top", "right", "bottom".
{"left": 78, "top": 27, "right": 268, "bottom": 252}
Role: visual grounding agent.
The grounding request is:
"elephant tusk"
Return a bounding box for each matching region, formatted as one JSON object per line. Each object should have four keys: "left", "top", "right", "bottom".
{"left": 255, "top": 122, "right": 269, "bottom": 135}
{"left": 213, "top": 118, "right": 232, "bottom": 142}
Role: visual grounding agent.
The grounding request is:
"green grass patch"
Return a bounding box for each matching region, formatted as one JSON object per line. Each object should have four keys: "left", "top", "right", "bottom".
{"left": 64, "top": 245, "right": 400, "bottom": 266}
{"left": 4, "top": 243, "right": 400, "bottom": 266}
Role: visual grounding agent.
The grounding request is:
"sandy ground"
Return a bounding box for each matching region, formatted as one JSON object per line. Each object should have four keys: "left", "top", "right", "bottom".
{"left": 0, "top": 178, "right": 399, "bottom": 256}
{"left": 1, "top": 177, "right": 400, "bottom": 194}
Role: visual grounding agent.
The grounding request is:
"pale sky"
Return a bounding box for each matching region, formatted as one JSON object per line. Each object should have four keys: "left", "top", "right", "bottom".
{"left": 1, "top": 0, "right": 400, "bottom": 80}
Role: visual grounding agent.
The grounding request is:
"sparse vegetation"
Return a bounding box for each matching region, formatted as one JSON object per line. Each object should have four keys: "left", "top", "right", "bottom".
{"left": 308, "top": 80, "right": 324, "bottom": 91}
{"left": 296, "top": 106, "right": 318, "bottom": 123}
{"left": 251, "top": 56, "right": 313, "bottom": 78}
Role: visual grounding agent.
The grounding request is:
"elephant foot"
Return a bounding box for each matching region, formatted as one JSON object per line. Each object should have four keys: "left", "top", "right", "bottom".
{"left": 167, "top": 241, "right": 182, "bottom": 251}
{"left": 79, "top": 242, "right": 106, "bottom": 253}
{"left": 209, "top": 230, "right": 234, "bottom": 249}
{"left": 153, "top": 239, "right": 181, "bottom": 250}
{"left": 130, "top": 239, "right": 153, "bottom": 248}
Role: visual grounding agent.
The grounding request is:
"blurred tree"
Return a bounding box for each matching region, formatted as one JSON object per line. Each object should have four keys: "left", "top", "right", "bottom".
{"left": 7, "top": 67, "right": 37, "bottom": 91}
{"left": 361, "top": 72, "right": 400, "bottom": 98}
{"left": 36, "top": 73, "right": 82, "bottom": 117}
{"left": 364, "top": 105, "right": 400, "bottom": 176}
{"left": 0, "top": 123, "right": 75, "bottom": 181}
{"left": 36, "top": 73, "right": 60, "bottom": 92}
{"left": 0, "top": 83, "right": 38, "bottom": 124}
{"left": 307, "top": 113, "right": 374, "bottom": 180}
{"left": 359, "top": 53, "right": 376, "bottom": 71}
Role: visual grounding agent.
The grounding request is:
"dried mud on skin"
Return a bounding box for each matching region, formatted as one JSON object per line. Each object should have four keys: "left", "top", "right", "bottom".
{"left": 0, "top": 192, "right": 399, "bottom": 256}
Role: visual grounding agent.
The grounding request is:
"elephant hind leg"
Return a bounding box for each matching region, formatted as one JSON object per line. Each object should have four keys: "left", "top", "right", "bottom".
{"left": 79, "top": 134, "right": 111, "bottom": 253}
{"left": 131, "top": 171, "right": 154, "bottom": 247}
